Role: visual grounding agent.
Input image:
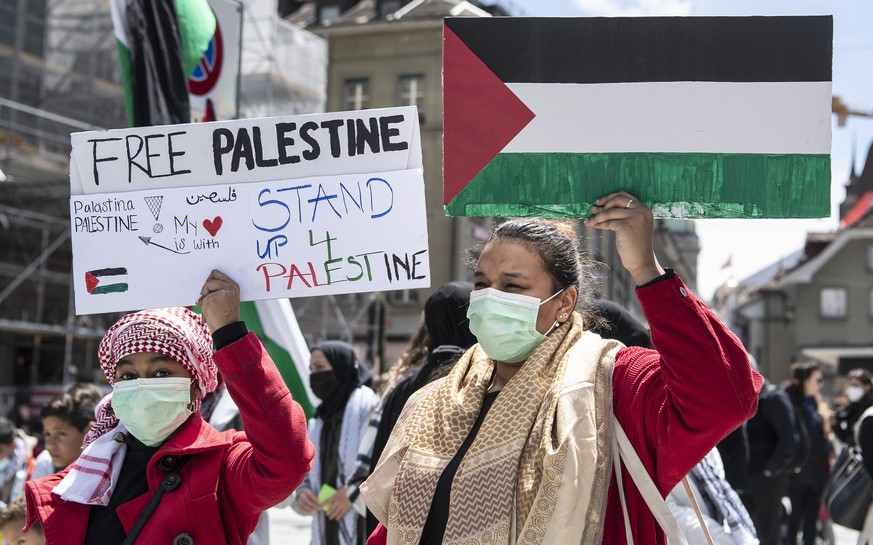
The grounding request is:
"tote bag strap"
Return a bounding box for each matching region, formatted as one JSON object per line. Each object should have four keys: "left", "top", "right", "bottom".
{"left": 682, "top": 476, "right": 717, "bottom": 545}
{"left": 613, "top": 415, "right": 689, "bottom": 545}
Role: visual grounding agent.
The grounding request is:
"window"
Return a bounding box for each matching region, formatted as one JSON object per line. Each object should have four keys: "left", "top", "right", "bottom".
{"left": 387, "top": 289, "right": 419, "bottom": 306}
{"left": 870, "top": 289, "right": 873, "bottom": 318}
{"left": 343, "top": 79, "right": 370, "bottom": 110}
{"left": 319, "top": 5, "right": 340, "bottom": 24}
{"left": 398, "top": 74, "right": 424, "bottom": 107}
{"left": 820, "top": 287, "right": 848, "bottom": 318}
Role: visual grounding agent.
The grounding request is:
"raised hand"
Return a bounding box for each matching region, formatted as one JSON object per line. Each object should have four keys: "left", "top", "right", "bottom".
{"left": 584, "top": 191, "right": 665, "bottom": 286}
{"left": 196, "top": 269, "right": 241, "bottom": 332}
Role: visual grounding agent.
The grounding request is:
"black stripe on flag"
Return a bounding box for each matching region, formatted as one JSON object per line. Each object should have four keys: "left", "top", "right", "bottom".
{"left": 89, "top": 267, "right": 128, "bottom": 277}
{"left": 445, "top": 16, "right": 832, "bottom": 84}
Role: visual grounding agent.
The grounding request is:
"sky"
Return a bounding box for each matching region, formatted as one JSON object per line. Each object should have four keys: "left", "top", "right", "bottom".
{"left": 509, "top": 0, "right": 873, "bottom": 300}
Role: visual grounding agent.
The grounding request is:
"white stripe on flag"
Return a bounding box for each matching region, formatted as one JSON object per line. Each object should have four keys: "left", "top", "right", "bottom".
{"left": 109, "top": 0, "right": 129, "bottom": 48}
{"left": 503, "top": 81, "right": 832, "bottom": 155}
{"left": 254, "top": 299, "right": 316, "bottom": 407}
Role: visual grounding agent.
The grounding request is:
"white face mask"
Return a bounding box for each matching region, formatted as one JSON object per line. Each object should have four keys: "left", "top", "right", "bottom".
{"left": 112, "top": 377, "right": 194, "bottom": 446}
{"left": 847, "top": 386, "right": 866, "bottom": 403}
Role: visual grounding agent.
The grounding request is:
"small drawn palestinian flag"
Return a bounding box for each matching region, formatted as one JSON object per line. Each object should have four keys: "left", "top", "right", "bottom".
{"left": 443, "top": 16, "right": 833, "bottom": 219}
{"left": 85, "top": 267, "right": 129, "bottom": 295}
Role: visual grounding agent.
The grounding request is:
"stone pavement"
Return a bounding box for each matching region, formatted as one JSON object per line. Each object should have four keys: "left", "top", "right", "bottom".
{"left": 267, "top": 505, "right": 313, "bottom": 544}
{"left": 266, "top": 506, "right": 863, "bottom": 544}
{"left": 833, "top": 523, "right": 859, "bottom": 544}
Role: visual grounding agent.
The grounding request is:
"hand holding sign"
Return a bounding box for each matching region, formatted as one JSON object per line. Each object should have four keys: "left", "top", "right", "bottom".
{"left": 585, "top": 192, "right": 664, "bottom": 286}
{"left": 323, "top": 487, "right": 353, "bottom": 521}
{"left": 197, "top": 269, "right": 241, "bottom": 333}
{"left": 295, "top": 488, "right": 321, "bottom": 515}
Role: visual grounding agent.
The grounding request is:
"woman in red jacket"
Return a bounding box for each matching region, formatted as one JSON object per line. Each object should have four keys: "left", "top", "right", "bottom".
{"left": 24, "top": 270, "right": 315, "bottom": 545}
{"left": 361, "top": 192, "right": 762, "bottom": 545}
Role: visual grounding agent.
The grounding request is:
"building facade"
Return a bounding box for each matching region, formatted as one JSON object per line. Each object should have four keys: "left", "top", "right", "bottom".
{"left": 724, "top": 144, "right": 873, "bottom": 383}
{"left": 0, "top": 0, "right": 327, "bottom": 401}
{"left": 286, "top": 0, "right": 699, "bottom": 358}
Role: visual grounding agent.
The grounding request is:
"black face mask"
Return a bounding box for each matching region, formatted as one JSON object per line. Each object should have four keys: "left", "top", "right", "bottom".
{"left": 310, "top": 370, "right": 340, "bottom": 401}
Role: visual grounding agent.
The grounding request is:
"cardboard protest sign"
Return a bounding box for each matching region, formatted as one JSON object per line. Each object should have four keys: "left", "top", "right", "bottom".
{"left": 70, "top": 107, "right": 428, "bottom": 315}
{"left": 443, "top": 16, "right": 833, "bottom": 219}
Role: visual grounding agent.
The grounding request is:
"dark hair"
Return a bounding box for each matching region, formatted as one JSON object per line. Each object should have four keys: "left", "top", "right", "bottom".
{"left": 785, "top": 362, "right": 821, "bottom": 406}
{"left": 40, "top": 387, "right": 100, "bottom": 432}
{"left": 848, "top": 368, "right": 873, "bottom": 402}
{"left": 65, "top": 382, "right": 103, "bottom": 404}
{"left": 0, "top": 497, "right": 26, "bottom": 529}
{"left": 0, "top": 417, "right": 14, "bottom": 445}
{"left": 382, "top": 318, "right": 430, "bottom": 394}
{"left": 481, "top": 218, "right": 599, "bottom": 322}
{"left": 848, "top": 368, "right": 873, "bottom": 387}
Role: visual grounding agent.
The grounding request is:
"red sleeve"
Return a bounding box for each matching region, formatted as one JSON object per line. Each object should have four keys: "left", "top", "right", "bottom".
{"left": 368, "top": 523, "right": 388, "bottom": 545}
{"left": 215, "top": 332, "right": 316, "bottom": 515}
{"left": 612, "top": 274, "right": 763, "bottom": 494}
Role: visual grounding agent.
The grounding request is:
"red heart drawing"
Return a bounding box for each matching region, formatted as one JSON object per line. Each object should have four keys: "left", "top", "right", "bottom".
{"left": 203, "top": 216, "right": 223, "bottom": 237}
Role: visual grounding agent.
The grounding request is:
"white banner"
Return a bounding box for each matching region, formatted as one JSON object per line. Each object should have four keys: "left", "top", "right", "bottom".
{"left": 69, "top": 107, "right": 428, "bottom": 314}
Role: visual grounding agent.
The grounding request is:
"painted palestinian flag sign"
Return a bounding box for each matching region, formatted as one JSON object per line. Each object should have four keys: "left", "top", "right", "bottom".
{"left": 84, "top": 267, "right": 129, "bottom": 295}
{"left": 443, "top": 16, "right": 833, "bottom": 219}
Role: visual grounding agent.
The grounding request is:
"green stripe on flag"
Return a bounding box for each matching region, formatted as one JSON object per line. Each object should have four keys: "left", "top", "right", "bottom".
{"left": 239, "top": 302, "right": 315, "bottom": 418}
{"left": 91, "top": 283, "right": 129, "bottom": 295}
{"left": 115, "top": 39, "right": 134, "bottom": 127}
{"left": 445, "top": 152, "right": 830, "bottom": 218}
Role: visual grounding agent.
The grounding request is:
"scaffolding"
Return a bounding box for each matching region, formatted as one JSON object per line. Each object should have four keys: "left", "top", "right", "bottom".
{"left": 0, "top": 0, "right": 328, "bottom": 401}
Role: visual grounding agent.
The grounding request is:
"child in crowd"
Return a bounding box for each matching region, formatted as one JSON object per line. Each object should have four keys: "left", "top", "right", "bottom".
{"left": 0, "top": 498, "right": 43, "bottom": 545}
{"left": 31, "top": 385, "right": 101, "bottom": 479}
{"left": 0, "top": 420, "right": 34, "bottom": 506}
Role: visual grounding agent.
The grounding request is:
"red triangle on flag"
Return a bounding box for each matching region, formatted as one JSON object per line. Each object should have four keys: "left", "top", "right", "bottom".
{"left": 443, "top": 27, "right": 535, "bottom": 205}
{"left": 85, "top": 272, "right": 99, "bottom": 293}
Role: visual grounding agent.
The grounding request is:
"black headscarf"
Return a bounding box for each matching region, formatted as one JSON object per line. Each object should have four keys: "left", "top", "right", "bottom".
{"left": 588, "top": 299, "right": 652, "bottom": 348}
{"left": 424, "top": 281, "right": 477, "bottom": 352}
{"left": 312, "top": 340, "right": 371, "bottom": 420}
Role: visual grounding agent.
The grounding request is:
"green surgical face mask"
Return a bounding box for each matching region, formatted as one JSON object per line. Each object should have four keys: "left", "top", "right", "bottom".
{"left": 467, "top": 288, "right": 563, "bottom": 364}
{"left": 112, "top": 377, "right": 193, "bottom": 446}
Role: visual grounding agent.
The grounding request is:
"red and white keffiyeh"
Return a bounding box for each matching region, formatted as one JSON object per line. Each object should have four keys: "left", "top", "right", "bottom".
{"left": 99, "top": 307, "right": 216, "bottom": 387}
{"left": 53, "top": 394, "right": 128, "bottom": 505}
{"left": 54, "top": 307, "right": 217, "bottom": 505}
{"left": 84, "top": 307, "right": 216, "bottom": 446}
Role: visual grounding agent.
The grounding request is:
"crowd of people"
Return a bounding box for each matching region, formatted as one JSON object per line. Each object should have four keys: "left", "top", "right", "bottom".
{"left": 0, "top": 193, "right": 870, "bottom": 544}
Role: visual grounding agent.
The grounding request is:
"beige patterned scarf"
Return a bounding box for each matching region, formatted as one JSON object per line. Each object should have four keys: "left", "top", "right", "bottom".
{"left": 362, "top": 312, "right": 619, "bottom": 545}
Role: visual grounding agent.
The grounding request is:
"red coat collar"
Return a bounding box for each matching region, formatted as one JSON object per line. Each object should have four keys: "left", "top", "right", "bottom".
{"left": 26, "top": 414, "right": 234, "bottom": 520}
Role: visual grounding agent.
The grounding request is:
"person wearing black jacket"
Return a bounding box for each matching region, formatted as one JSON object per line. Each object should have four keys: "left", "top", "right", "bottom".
{"left": 857, "top": 406, "right": 873, "bottom": 543}
{"left": 742, "top": 376, "right": 799, "bottom": 545}
{"left": 717, "top": 424, "right": 750, "bottom": 493}
{"left": 785, "top": 362, "right": 832, "bottom": 545}
{"left": 834, "top": 368, "right": 873, "bottom": 447}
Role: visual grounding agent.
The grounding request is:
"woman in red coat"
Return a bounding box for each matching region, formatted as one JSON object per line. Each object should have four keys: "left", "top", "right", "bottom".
{"left": 362, "top": 192, "right": 762, "bottom": 545}
{"left": 24, "top": 270, "right": 315, "bottom": 545}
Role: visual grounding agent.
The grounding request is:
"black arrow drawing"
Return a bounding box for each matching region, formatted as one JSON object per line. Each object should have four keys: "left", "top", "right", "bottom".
{"left": 138, "top": 236, "right": 191, "bottom": 255}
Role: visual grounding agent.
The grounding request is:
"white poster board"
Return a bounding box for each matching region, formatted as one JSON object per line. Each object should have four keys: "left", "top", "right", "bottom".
{"left": 70, "top": 106, "right": 428, "bottom": 314}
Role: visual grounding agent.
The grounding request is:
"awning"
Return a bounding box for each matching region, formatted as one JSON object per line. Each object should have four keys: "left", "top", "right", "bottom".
{"left": 800, "top": 346, "right": 873, "bottom": 367}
